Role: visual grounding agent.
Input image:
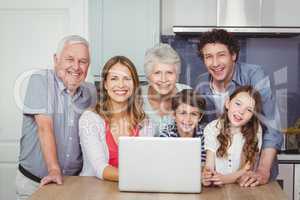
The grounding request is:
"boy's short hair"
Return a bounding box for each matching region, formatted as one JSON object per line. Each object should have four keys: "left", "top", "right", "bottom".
{"left": 171, "top": 89, "right": 206, "bottom": 112}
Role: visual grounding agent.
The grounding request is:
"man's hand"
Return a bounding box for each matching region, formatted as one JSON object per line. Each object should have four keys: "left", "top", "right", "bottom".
{"left": 239, "top": 148, "right": 275, "bottom": 187}
{"left": 238, "top": 168, "right": 270, "bottom": 187}
{"left": 39, "top": 168, "right": 63, "bottom": 187}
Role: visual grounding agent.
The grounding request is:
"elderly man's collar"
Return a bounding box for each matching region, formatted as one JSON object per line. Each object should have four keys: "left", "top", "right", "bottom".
{"left": 54, "top": 72, "right": 83, "bottom": 97}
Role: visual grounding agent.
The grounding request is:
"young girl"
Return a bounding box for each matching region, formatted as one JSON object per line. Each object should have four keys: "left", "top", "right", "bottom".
{"left": 203, "top": 85, "right": 263, "bottom": 186}
{"left": 79, "top": 56, "right": 154, "bottom": 182}
{"left": 159, "top": 89, "right": 206, "bottom": 162}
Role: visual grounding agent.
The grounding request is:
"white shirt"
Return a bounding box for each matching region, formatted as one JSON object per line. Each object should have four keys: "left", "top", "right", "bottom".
{"left": 204, "top": 119, "right": 262, "bottom": 174}
{"left": 78, "top": 110, "right": 155, "bottom": 179}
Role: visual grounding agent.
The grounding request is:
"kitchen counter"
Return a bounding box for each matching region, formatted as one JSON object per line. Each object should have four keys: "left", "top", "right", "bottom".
{"left": 29, "top": 176, "right": 287, "bottom": 200}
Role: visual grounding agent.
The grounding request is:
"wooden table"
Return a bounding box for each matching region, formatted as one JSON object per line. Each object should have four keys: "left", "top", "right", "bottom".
{"left": 29, "top": 176, "right": 288, "bottom": 200}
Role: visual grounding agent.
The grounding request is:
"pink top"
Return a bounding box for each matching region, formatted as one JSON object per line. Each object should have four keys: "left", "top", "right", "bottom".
{"left": 105, "top": 122, "right": 139, "bottom": 168}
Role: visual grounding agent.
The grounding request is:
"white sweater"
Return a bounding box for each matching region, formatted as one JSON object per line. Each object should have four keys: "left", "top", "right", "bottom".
{"left": 78, "top": 110, "right": 155, "bottom": 179}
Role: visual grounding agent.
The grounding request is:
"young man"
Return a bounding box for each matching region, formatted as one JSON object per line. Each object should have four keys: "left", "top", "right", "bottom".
{"left": 16, "top": 35, "right": 97, "bottom": 199}
{"left": 195, "top": 29, "right": 283, "bottom": 187}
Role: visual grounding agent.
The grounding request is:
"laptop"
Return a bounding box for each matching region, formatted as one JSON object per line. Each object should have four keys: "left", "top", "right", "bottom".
{"left": 118, "top": 137, "right": 202, "bottom": 193}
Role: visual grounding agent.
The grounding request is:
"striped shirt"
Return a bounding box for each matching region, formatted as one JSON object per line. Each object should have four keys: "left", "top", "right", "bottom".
{"left": 159, "top": 118, "right": 206, "bottom": 162}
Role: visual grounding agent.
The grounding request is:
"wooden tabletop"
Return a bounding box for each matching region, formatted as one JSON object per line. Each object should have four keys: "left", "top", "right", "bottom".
{"left": 29, "top": 176, "right": 288, "bottom": 200}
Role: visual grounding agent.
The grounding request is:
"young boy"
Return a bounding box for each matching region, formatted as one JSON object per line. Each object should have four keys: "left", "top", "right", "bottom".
{"left": 159, "top": 89, "right": 206, "bottom": 162}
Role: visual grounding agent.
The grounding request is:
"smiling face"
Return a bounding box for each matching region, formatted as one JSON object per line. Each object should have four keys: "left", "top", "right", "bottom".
{"left": 202, "top": 43, "right": 236, "bottom": 85}
{"left": 54, "top": 42, "right": 90, "bottom": 94}
{"left": 174, "top": 103, "right": 202, "bottom": 137}
{"left": 225, "top": 91, "right": 256, "bottom": 128}
{"left": 104, "top": 63, "right": 134, "bottom": 105}
{"left": 148, "top": 63, "right": 177, "bottom": 96}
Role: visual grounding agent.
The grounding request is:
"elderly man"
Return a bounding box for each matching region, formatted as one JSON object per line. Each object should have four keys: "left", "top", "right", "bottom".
{"left": 196, "top": 29, "right": 283, "bottom": 187}
{"left": 16, "top": 35, "right": 96, "bottom": 199}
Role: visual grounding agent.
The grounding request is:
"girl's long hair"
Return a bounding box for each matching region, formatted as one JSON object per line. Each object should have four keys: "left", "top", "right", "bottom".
{"left": 95, "top": 56, "right": 146, "bottom": 132}
{"left": 216, "top": 85, "right": 262, "bottom": 167}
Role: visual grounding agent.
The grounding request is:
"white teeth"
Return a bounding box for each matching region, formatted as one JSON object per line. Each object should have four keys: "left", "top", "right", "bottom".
{"left": 180, "top": 123, "right": 193, "bottom": 129}
{"left": 159, "top": 85, "right": 170, "bottom": 89}
{"left": 114, "top": 90, "right": 127, "bottom": 95}
{"left": 213, "top": 67, "right": 223, "bottom": 72}
{"left": 68, "top": 71, "right": 80, "bottom": 76}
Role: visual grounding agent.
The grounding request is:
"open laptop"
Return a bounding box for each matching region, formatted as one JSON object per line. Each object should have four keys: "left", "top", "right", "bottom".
{"left": 118, "top": 137, "right": 202, "bottom": 193}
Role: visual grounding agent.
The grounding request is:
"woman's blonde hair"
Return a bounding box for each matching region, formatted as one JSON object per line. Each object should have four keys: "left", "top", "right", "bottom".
{"left": 95, "top": 56, "right": 146, "bottom": 131}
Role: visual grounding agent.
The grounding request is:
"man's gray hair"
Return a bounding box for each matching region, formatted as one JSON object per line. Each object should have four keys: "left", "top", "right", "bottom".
{"left": 144, "top": 43, "right": 181, "bottom": 78}
{"left": 56, "top": 35, "right": 90, "bottom": 58}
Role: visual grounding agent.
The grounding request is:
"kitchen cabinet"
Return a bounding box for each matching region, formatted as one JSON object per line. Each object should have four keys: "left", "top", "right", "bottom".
{"left": 161, "top": 0, "right": 217, "bottom": 35}
{"left": 217, "top": 0, "right": 261, "bottom": 26}
{"left": 277, "top": 164, "right": 294, "bottom": 200}
{"left": 162, "top": 0, "right": 300, "bottom": 35}
{"left": 278, "top": 156, "right": 300, "bottom": 200}
{"left": 89, "top": 0, "right": 160, "bottom": 77}
{"left": 0, "top": 1, "right": 89, "bottom": 199}
{"left": 262, "top": 0, "right": 300, "bottom": 27}
{"left": 295, "top": 164, "right": 300, "bottom": 200}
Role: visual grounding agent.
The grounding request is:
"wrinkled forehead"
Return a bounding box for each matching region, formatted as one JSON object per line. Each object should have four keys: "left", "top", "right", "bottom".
{"left": 151, "top": 62, "right": 177, "bottom": 72}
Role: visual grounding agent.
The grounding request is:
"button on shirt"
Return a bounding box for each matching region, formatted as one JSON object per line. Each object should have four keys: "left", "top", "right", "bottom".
{"left": 196, "top": 62, "right": 283, "bottom": 180}
{"left": 19, "top": 69, "right": 97, "bottom": 178}
{"left": 204, "top": 119, "right": 262, "bottom": 175}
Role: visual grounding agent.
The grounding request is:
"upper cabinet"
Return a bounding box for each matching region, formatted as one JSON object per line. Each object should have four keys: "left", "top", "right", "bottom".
{"left": 89, "top": 0, "right": 160, "bottom": 77}
{"left": 262, "top": 0, "right": 300, "bottom": 26}
{"left": 218, "top": 0, "right": 261, "bottom": 26}
{"left": 162, "top": 0, "right": 300, "bottom": 35}
{"left": 162, "top": 0, "right": 217, "bottom": 35}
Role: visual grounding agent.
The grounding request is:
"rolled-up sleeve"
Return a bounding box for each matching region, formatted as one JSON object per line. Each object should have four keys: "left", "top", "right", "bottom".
{"left": 250, "top": 66, "right": 283, "bottom": 150}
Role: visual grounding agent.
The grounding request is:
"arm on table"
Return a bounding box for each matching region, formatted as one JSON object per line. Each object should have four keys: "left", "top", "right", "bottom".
{"left": 239, "top": 148, "right": 277, "bottom": 187}
{"left": 35, "top": 114, "right": 62, "bottom": 187}
{"left": 238, "top": 66, "right": 283, "bottom": 186}
{"left": 79, "top": 111, "right": 118, "bottom": 182}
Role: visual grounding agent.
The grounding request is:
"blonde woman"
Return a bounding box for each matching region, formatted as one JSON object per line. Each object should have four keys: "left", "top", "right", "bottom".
{"left": 79, "top": 56, "right": 154, "bottom": 182}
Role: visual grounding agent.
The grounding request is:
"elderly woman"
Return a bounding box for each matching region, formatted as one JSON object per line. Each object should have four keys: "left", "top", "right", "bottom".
{"left": 142, "top": 44, "right": 191, "bottom": 135}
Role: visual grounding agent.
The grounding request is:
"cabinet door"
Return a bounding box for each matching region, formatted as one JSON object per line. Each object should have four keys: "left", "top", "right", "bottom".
{"left": 277, "top": 164, "right": 294, "bottom": 200}
{"left": 218, "top": 0, "right": 261, "bottom": 26}
{"left": 262, "top": 0, "right": 300, "bottom": 26}
{"left": 161, "top": 0, "right": 217, "bottom": 35}
{"left": 0, "top": 1, "right": 88, "bottom": 199}
{"left": 89, "top": 0, "right": 160, "bottom": 77}
{"left": 295, "top": 164, "right": 300, "bottom": 200}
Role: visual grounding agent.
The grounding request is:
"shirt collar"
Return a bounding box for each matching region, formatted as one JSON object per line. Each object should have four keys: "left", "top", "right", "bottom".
{"left": 54, "top": 73, "right": 66, "bottom": 94}
{"left": 208, "top": 62, "right": 242, "bottom": 92}
{"left": 231, "top": 62, "right": 242, "bottom": 86}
